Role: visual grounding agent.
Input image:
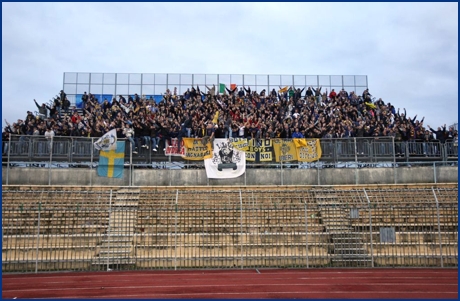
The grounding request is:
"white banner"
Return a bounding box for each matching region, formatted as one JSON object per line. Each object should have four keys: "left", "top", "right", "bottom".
{"left": 94, "top": 129, "right": 117, "bottom": 151}
{"left": 204, "top": 138, "right": 246, "bottom": 179}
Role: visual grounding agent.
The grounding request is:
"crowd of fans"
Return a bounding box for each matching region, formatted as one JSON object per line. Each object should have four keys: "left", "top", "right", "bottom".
{"left": 2, "top": 85, "right": 458, "bottom": 155}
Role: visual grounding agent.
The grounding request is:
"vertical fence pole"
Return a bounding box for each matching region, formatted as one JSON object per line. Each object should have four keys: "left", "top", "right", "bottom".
{"left": 90, "top": 138, "right": 94, "bottom": 186}
{"left": 432, "top": 187, "right": 444, "bottom": 268}
{"left": 35, "top": 201, "right": 42, "bottom": 273}
{"left": 354, "top": 138, "right": 358, "bottom": 185}
{"left": 174, "top": 189, "right": 178, "bottom": 270}
{"left": 106, "top": 190, "right": 112, "bottom": 271}
{"left": 129, "top": 143, "right": 133, "bottom": 187}
{"left": 304, "top": 201, "right": 309, "bottom": 268}
{"left": 433, "top": 162, "right": 437, "bottom": 184}
{"left": 239, "top": 189, "right": 243, "bottom": 269}
{"left": 6, "top": 135, "right": 11, "bottom": 185}
{"left": 48, "top": 138, "right": 53, "bottom": 185}
{"left": 363, "top": 189, "right": 374, "bottom": 267}
{"left": 169, "top": 155, "right": 172, "bottom": 186}
{"left": 392, "top": 136, "right": 397, "bottom": 184}
{"left": 280, "top": 161, "right": 283, "bottom": 185}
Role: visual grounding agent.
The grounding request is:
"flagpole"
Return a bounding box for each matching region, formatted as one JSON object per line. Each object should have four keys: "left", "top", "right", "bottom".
{"left": 129, "top": 140, "right": 132, "bottom": 187}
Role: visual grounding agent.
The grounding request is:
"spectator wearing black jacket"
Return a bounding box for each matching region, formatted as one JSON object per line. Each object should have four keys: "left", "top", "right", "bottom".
{"left": 428, "top": 124, "right": 448, "bottom": 144}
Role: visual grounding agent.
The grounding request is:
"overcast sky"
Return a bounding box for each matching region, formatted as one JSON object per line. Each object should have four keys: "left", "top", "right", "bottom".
{"left": 2, "top": 2, "right": 458, "bottom": 130}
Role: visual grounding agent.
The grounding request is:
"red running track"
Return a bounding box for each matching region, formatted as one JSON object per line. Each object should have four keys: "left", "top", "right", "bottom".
{"left": 2, "top": 268, "right": 458, "bottom": 299}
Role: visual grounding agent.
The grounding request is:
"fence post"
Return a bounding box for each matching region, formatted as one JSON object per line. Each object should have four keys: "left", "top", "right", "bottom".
{"left": 354, "top": 138, "right": 358, "bottom": 184}
{"left": 6, "top": 135, "right": 11, "bottom": 185}
{"left": 303, "top": 201, "right": 309, "bottom": 268}
{"left": 392, "top": 136, "right": 397, "bottom": 184}
{"left": 174, "top": 189, "right": 178, "bottom": 270}
{"left": 432, "top": 187, "right": 444, "bottom": 268}
{"left": 106, "top": 190, "right": 112, "bottom": 271}
{"left": 169, "top": 155, "right": 172, "bottom": 186}
{"left": 317, "top": 161, "right": 320, "bottom": 185}
{"left": 90, "top": 138, "right": 94, "bottom": 186}
{"left": 35, "top": 201, "right": 42, "bottom": 273}
{"left": 129, "top": 143, "right": 133, "bottom": 187}
{"left": 48, "top": 138, "right": 53, "bottom": 185}
{"left": 363, "top": 189, "right": 374, "bottom": 268}
{"left": 280, "top": 161, "right": 283, "bottom": 185}
{"left": 239, "top": 189, "right": 243, "bottom": 269}
{"left": 433, "top": 162, "right": 437, "bottom": 184}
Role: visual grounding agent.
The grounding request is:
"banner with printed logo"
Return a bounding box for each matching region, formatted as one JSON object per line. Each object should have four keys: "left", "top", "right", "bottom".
{"left": 272, "top": 139, "right": 298, "bottom": 162}
{"left": 296, "top": 139, "right": 322, "bottom": 162}
{"left": 204, "top": 139, "right": 246, "bottom": 179}
{"left": 94, "top": 129, "right": 117, "bottom": 151}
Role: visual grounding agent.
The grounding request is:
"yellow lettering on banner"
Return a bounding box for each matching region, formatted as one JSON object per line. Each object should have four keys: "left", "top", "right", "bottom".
{"left": 260, "top": 153, "right": 272, "bottom": 161}
{"left": 280, "top": 155, "right": 294, "bottom": 161}
{"left": 246, "top": 152, "right": 256, "bottom": 161}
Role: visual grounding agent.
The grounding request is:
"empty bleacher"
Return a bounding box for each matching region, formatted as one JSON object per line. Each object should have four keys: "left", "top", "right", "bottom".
{"left": 2, "top": 184, "right": 458, "bottom": 272}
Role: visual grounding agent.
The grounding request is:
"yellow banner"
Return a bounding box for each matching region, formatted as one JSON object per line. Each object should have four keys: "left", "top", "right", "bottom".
{"left": 229, "top": 138, "right": 249, "bottom": 151}
{"left": 279, "top": 86, "right": 289, "bottom": 93}
{"left": 296, "top": 139, "right": 322, "bottom": 162}
{"left": 182, "top": 138, "right": 212, "bottom": 160}
{"left": 272, "top": 139, "right": 297, "bottom": 162}
{"left": 293, "top": 138, "right": 307, "bottom": 148}
{"left": 245, "top": 139, "right": 273, "bottom": 162}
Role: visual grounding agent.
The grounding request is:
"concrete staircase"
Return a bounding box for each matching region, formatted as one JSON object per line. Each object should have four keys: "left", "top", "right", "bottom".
{"left": 316, "top": 194, "right": 372, "bottom": 267}
{"left": 92, "top": 189, "right": 140, "bottom": 267}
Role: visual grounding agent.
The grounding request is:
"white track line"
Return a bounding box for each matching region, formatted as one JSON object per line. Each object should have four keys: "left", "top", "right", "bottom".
{"left": 5, "top": 282, "right": 457, "bottom": 293}
{"left": 4, "top": 269, "right": 456, "bottom": 280}
{"left": 25, "top": 291, "right": 459, "bottom": 300}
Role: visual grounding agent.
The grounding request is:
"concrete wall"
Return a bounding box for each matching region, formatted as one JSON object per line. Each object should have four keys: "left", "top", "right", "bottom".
{"left": 3, "top": 165, "right": 457, "bottom": 186}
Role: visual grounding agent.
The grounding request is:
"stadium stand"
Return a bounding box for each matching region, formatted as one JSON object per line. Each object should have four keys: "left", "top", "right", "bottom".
{"left": 2, "top": 75, "right": 457, "bottom": 272}
{"left": 2, "top": 184, "right": 457, "bottom": 272}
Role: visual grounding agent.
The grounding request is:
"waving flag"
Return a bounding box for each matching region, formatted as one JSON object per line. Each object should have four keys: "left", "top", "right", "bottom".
{"left": 97, "top": 141, "right": 125, "bottom": 178}
{"left": 365, "top": 102, "right": 376, "bottom": 109}
{"left": 94, "top": 129, "right": 117, "bottom": 151}
{"left": 219, "top": 83, "right": 226, "bottom": 94}
{"left": 279, "top": 86, "right": 289, "bottom": 93}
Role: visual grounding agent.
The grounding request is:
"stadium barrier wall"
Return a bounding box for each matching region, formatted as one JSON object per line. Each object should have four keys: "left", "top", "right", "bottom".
{"left": 2, "top": 164, "right": 458, "bottom": 186}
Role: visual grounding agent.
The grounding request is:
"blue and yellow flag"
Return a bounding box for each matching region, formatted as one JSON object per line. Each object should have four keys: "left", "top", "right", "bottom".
{"left": 97, "top": 141, "right": 125, "bottom": 178}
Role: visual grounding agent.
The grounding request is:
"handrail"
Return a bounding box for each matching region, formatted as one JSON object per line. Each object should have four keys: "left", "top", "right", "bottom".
{"left": 2, "top": 135, "right": 457, "bottom": 166}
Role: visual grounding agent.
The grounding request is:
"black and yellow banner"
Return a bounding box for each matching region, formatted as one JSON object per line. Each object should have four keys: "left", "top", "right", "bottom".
{"left": 273, "top": 139, "right": 321, "bottom": 162}
{"left": 182, "top": 138, "right": 212, "bottom": 160}
{"left": 245, "top": 139, "right": 273, "bottom": 162}
{"left": 273, "top": 139, "right": 297, "bottom": 162}
{"left": 184, "top": 137, "right": 321, "bottom": 163}
{"left": 296, "top": 139, "right": 322, "bottom": 162}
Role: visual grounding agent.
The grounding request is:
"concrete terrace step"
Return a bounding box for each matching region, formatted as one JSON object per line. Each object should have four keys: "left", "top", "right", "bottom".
{"left": 91, "top": 258, "right": 135, "bottom": 265}
{"left": 334, "top": 248, "right": 367, "bottom": 252}
{"left": 99, "top": 246, "right": 132, "bottom": 251}
{"left": 98, "top": 249, "right": 133, "bottom": 255}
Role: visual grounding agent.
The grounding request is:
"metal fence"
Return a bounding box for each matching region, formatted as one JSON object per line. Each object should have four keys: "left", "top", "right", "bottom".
{"left": 3, "top": 135, "right": 458, "bottom": 166}
{"left": 2, "top": 186, "right": 458, "bottom": 272}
